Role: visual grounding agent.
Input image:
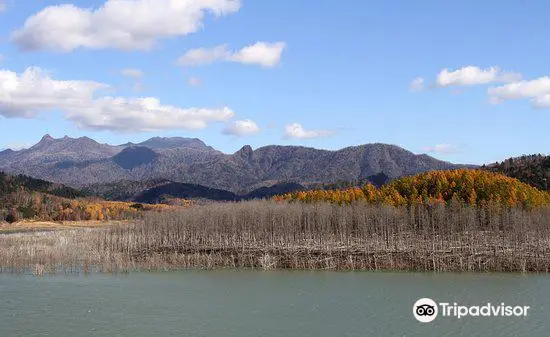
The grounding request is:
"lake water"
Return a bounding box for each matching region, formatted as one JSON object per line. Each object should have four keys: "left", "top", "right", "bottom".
{"left": 0, "top": 271, "right": 548, "bottom": 336}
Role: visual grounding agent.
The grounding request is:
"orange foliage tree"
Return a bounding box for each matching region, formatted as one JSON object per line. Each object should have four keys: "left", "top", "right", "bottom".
{"left": 276, "top": 169, "right": 550, "bottom": 208}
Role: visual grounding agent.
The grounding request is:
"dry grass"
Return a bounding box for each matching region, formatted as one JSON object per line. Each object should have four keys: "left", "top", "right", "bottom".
{"left": 0, "top": 220, "right": 128, "bottom": 234}
{"left": 1, "top": 201, "right": 550, "bottom": 274}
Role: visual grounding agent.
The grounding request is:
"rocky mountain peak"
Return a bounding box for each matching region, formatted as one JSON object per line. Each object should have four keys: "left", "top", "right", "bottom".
{"left": 40, "top": 134, "right": 55, "bottom": 142}
{"left": 137, "top": 137, "right": 210, "bottom": 150}
{"left": 236, "top": 145, "right": 254, "bottom": 161}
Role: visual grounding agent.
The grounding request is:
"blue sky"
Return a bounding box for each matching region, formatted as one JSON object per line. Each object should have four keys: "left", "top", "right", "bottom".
{"left": 0, "top": 0, "right": 549, "bottom": 164}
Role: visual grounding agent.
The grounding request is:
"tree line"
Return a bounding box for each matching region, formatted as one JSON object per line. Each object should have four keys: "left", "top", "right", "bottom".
{"left": 275, "top": 169, "right": 550, "bottom": 208}
{"left": 484, "top": 154, "right": 550, "bottom": 191}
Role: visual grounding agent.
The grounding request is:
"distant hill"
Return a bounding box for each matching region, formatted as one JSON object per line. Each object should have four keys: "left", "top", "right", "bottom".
{"left": 242, "top": 182, "right": 305, "bottom": 200}
{"left": 86, "top": 179, "right": 241, "bottom": 203}
{"left": 484, "top": 154, "right": 550, "bottom": 191}
{"left": 0, "top": 171, "right": 87, "bottom": 221}
{"left": 134, "top": 182, "right": 239, "bottom": 204}
{"left": 0, "top": 172, "right": 176, "bottom": 223}
{"left": 82, "top": 179, "right": 172, "bottom": 201}
{"left": 0, "top": 171, "right": 87, "bottom": 199}
{"left": 308, "top": 172, "right": 391, "bottom": 190}
{"left": 86, "top": 179, "right": 306, "bottom": 203}
{"left": 0, "top": 135, "right": 464, "bottom": 192}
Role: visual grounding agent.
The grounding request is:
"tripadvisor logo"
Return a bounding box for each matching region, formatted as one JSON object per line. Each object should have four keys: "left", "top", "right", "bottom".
{"left": 413, "top": 298, "right": 530, "bottom": 323}
{"left": 413, "top": 298, "right": 438, "bottom": 323}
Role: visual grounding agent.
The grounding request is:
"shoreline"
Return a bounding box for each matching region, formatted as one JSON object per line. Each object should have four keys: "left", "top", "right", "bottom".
{"left": 0, "top": 220, "right": 127, "bottom": 234}
{"left": 2, "top": 265, "right": 548, "bottom": 276}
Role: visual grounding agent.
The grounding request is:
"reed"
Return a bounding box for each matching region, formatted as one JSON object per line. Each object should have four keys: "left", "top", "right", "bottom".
{"left": 1, "top": 200, "right": 550, "bottom": 274}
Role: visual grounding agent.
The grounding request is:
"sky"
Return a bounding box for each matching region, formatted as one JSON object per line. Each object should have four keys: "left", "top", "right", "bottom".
{"left": 0, "top": 0, "right": 549, "bottom": 165}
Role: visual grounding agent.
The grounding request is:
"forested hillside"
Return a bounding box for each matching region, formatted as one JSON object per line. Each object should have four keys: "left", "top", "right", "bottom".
{"left": 85, "top": 179, "right": 306, "bottom": 203}
{"left": 133, "top": 182, "right": 239, "bottom": 203}
{"left": 277, "top": 169, "right": 550, "bottom": 208}
{"left": 484, "top": 155, "right": 550, "bottom": 191}
{"left": 0, "top": 172, "right": 87, "bottom": 199}
{"left": 82, "top": 179, "right": 172, "bottom": 201}
{"left": 0, "top": 172, "right": 174, "bottom": 223}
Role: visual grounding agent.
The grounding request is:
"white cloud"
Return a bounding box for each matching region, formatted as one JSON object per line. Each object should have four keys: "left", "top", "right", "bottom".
{"left": 177, "top": 42, "right": 286, "bottom": 68}
{"left": 421, "top": 144, "right": 460, "bottom": 155}
{"left": 534, "top": 94, "right": 550, "bottom": 108}
{"left": 488, "top": 77, "right": 550, "bottom": 108}
{"left": 66, "top": 97, "right": 234, "bottom": 132}
{"left": 409, "top": 77, "right": 424, "bottom": 92}
{"left": 436, "top": 66, "right": 521, "bottom": 87}
{"left": 0, "top": 67, "right": 107, "bottom": 118}
{"left": 284, "top": 123, "right": 334, "bottom": 139}
{"left": 11, "top": 0, "right": 241, "bottom": 52}
{"left": 0, "top": 2, "right": 5, "bottom": 12}
{"left": 0, "top": 67, "right": 235, "bottom": 132}
{"left": 419, "top": 65, "right": 550, "bottom": 110}
{"left": 177, "top": 45, "right": 231, "bottom": 66}
{"left": 120, "top": 68, "right": 143, "bottom": 79}
{"left": 188, "top": 77, "right": 202, "bottom": 87}
{"left": 230, "top": 42, "right": 286, "bottom": 68}
{"left": 222, "top": 119, "right": 261, "bottom": 136}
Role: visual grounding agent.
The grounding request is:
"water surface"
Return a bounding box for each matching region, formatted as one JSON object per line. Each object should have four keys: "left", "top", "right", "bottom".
{"left": 0, "top": 271, "right": 547, "bottom": 336}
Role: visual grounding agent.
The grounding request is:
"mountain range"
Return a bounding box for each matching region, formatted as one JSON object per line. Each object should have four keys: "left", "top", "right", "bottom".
{"left": 0, "top": 135, "right": 464, "bottom": 193}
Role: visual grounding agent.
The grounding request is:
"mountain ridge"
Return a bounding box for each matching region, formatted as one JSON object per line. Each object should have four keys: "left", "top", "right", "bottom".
{"left": 0, "top": 135, "right": 466, "bottom": 193}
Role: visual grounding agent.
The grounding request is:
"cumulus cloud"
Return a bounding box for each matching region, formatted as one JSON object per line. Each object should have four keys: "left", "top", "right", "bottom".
{"left": 222, "top": 119, "right": 261, "bottom": 136}
{"left": 488, "top": 77, "right": 550, "bottom": 108}
{"left": 284, "top": 123, "right": 334, "bottom": 139}
{"left": 534, "top": 94, "right": 550, "bottom": 108}
{"left": 177, "top": 42, "right": 286, "bottom": 68}
{"left": 421, "top": 144, "right": 460, "bottom": 155}
{"left": 230, "top": 42, "right": 286, "bottom": 67}
{"left": 436, "top": 66, "right": 521, "bottom": 87}
{"left": 0, "top": 67, "right": 108, "bottom": 118}
{"left": 409, "top": 77, "right": 424, "bottom": 92}
{"left": 66, "top": 97, "right": 234, "bottom": 132}
{"left": 11, "top": 0, "right": 241, "bottom": 52}
{"left": 188, "top": 77, "right": 202, "bottom": 87}
{"left": 0, "top": 67, "right": 235, "bottom": 131}
{"left": 178, "top": 45, "right": 231, "bottom": 67}
{"left": 416, "top": 65, "right": 550, "bottom": 110}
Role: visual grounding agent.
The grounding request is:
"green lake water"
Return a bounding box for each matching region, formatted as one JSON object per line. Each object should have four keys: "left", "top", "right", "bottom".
{"left": 0, "top": 271, "right": 547, "bottom": 336}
